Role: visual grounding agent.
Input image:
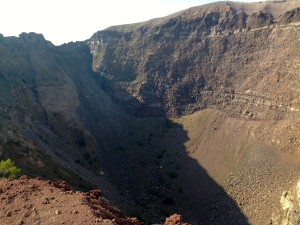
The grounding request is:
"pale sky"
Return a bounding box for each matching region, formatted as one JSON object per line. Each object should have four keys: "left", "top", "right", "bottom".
{"left": 0, "top": 0, "right": 259, "bottom": 45}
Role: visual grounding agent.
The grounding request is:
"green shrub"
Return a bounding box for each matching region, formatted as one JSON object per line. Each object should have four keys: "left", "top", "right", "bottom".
{"left": 163, "top": 119, "right": 173, "bottom": 129}
{"left": 0, "top": 159, "right": 21, "bottom": 178}
{"left": 168, "top": 171, "right": 178, "bottom": 179}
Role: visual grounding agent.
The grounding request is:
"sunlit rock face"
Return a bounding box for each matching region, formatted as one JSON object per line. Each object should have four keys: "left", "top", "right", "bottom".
{"left": 89, "top": 1, "right": 300, "bottom": 119}
{"left": 271, "top": 180, "right": 300, "bottom": 225}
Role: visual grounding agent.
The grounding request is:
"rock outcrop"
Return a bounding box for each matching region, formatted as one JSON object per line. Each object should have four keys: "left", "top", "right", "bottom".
{"left": 271, "top": 180, "right": 300, "bottom": 225}
{"left": 0, "top": 177, "right": 143, "bottom": 225}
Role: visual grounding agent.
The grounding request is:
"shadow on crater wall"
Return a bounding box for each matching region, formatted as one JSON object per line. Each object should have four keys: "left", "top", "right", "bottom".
{"left": 168, "top": 121, "right": 249, "bottom": 225}
{"left": 98, "top": 117, "right": 250, "bottom": 225}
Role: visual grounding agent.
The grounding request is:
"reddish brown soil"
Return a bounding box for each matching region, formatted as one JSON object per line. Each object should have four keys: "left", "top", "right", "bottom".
{"left": 0, "top": 176, "right": 188, "bottom": 225}
{"left": 163, "top": 214, "right": 190, "bottom": 225}
{"left": 0, "top": 176, "right": 142, "bottom": 225}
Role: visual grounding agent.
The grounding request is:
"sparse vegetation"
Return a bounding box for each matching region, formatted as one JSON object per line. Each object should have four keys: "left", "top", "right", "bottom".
{"left": 163, "top": 118, "right": 174, "bottom": 129}
{"left": 0, "top": 158, "right": 21, "bottom": 178}
{"left": 168, "top": 171, "right": 178, "bottom": 179}
{"left": 156, "top": 153, "right": 163, "bottom": 159}
{"left": 78, "top": 138, "right": 86, "bottom": 147}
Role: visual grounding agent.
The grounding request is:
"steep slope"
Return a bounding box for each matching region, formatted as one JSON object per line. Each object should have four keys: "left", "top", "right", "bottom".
{"left": 87, "top": 0, "right": 300, "bottom": 224}
{"left": 0, "top": 33, "right": 129, "bottom": 199}
{"left": 0, "top": 1, "right": 299, "bottom": 224}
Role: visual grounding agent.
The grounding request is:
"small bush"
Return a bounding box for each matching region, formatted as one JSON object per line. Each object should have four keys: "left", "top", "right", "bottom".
{"left": 78, "top": 137, "right": 86, "bottom": 147}
{"left": 156, "top": 153, "right": 163, "bottom": 159}
{"left": 163, "top": 119, "right": 173, "bottom": 129}
{"left": 168, "top": 171, "right": 178, "bottom": 179}
{"left": 0, "top": 159, "right": 21, "bottom": 178}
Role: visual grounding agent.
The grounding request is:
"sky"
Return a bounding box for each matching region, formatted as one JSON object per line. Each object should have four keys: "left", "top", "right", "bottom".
{"left": 0, "top": 0, "right": 259, "bottom": 45}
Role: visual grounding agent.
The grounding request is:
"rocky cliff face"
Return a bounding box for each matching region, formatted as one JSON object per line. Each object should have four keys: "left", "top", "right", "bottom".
{"left": 0, "top": 1, "right": 300, "bottom": 224}
{"left": 89, "top": 1, "right": 300, "bottom": 119}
